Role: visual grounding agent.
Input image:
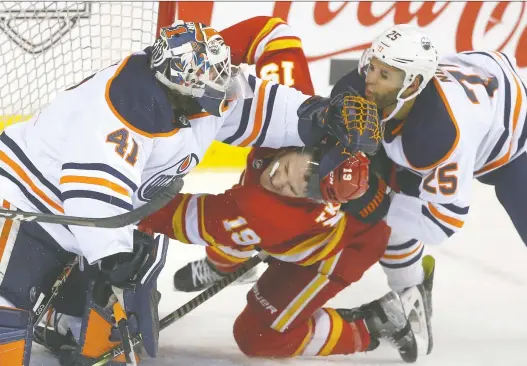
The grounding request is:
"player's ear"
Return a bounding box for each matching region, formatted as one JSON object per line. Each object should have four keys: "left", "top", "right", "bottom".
{"left": 403, "top": 75, "right": 423, "bottom": 97}
{"left": 411, "top": 75, "right": 423, "bottom": 92}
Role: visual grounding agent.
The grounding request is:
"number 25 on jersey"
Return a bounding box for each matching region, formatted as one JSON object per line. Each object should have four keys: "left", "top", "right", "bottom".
{"left": 423, "top": 163, "right": 458, "bottom": 195}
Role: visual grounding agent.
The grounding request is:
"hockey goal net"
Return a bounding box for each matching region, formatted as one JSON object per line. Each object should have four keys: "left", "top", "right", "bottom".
{"left": 0, "top": 1, "right": 177, "bottom": 127}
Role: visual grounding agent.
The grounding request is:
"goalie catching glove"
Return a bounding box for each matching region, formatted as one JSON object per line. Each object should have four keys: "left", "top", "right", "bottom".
{"left": 298, "top": 91, "right": 382, "bottom": 156}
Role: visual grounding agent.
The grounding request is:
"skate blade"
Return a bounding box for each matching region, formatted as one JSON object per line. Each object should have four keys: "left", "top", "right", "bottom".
{"left": 398, "top": 287, "right": 432, "bottom": 359}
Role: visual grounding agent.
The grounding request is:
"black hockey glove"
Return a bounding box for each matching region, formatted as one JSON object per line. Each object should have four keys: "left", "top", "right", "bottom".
{"left": 99, "top": 230, "right": 153, "bottom": 287}
{"left": 340, "top": 173, "right": 392, "bottom": 224}
{"left": 297, "top": 91, "right": 382, "bottom": 155}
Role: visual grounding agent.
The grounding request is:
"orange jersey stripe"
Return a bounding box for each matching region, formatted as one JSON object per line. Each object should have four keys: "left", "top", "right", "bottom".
{"left": 239, "top": 80, "right": 270, "bottom": 147}
{"left": 187, "top": 104, "right": 229, "bottom": 120}
{"left": 427, "top": 203, "right": 464, "bottom": 228}
{"left": 0, "top": 151, "right": 63, "bottom": 213}
{"left": 383, "top": 242, "right": 423, "bottom": 260}
{"left": 475, "top": 52, "right": 523, "bottom": 175}
{"left": 0, "top": 200, "right": 13, "bottom": 261}
{"left": 60, "top": 175, "right": 130, "bottom": 197}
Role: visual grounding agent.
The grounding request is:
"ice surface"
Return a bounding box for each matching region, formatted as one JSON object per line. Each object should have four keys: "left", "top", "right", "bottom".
{"left": 31, "top": 171, "right": 527, "bottom": 366}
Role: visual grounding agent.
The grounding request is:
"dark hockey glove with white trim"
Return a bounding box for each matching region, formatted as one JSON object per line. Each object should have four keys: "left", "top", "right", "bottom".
{"left": 99, "top": 230, "right": 152, "bottom": 287}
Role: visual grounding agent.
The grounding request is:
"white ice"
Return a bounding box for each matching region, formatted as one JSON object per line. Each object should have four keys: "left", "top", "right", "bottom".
{"left": 31, "top": 171, "right": 527, "bottom": 366}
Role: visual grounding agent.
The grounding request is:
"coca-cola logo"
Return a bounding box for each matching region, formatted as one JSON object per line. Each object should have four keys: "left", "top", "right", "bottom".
{"left": 178, "top": 1, "right": 527, "bottom": 68}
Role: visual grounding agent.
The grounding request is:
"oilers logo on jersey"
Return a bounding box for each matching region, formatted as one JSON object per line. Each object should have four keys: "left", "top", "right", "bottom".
{"left": 138, "top": 153, "right": 199, "bottom": 201}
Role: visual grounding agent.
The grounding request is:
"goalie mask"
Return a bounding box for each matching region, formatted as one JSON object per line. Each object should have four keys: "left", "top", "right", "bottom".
{"left": 150, "top": 21, "right": 253, "bottom": 117}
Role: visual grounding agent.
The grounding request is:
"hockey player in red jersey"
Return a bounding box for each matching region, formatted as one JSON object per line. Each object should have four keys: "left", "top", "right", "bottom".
{"left": 141, "top": 145, "right": 420, "bottom": 359}
{"left": 219, "top": 16, "right": 314, "bottom": 95}
{"left": 139, "top": 17, "right": 418, "bottom": 361}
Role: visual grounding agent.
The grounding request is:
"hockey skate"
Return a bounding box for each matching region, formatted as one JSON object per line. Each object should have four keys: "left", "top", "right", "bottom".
{"left": 337, "top": 291, "right": 418, "bottom": 363}
{"left": 34, "top": 312, "right": 79, "bottom": 356}
{"left": 398, "top": 255, "right": 435, "bottom": 356}
{"left": 173, "top": 257, "right": 259, "bottom": 292}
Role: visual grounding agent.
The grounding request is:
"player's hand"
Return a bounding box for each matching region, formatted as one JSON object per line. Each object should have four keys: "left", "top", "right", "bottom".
{"left": 99, "top": 230, "right": 154, "bottom": 287}
{"left": 297, "top": 92, "right": 382, "bottom": 155}
{"left": 340, "top": 172, "right": 391, "bottom": 223}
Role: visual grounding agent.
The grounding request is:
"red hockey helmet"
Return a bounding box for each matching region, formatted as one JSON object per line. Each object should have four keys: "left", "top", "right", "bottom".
{"left": 305, "top": 146, "right": 370, "bottom": 204}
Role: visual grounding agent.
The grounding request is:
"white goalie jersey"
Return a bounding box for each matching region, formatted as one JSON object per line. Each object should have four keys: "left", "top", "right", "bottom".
{"left": 383, "top": 51, "right": 527, "bottom": 245}
{"left": 0, "top": 51, "right": 309, "bottom": 263}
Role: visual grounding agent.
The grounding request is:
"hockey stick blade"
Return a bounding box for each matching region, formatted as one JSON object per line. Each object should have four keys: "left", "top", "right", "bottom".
{"left": 0, "top": 179, "right": 183, "bottom": 228}
{"left": 91, "top": 252, "right": 268, "bottom": 365}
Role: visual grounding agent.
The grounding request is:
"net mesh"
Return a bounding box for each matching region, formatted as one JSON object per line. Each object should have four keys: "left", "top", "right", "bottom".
{"left": 0, "top": 1, "right": 162, "bottom": 126}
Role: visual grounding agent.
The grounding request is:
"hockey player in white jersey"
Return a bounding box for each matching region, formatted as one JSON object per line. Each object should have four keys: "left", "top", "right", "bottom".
{"left": 332, "top": 23, "right": 527, "bottom": 359}
{"left": 0, "top": 21, "right": 382, "bottom": 365}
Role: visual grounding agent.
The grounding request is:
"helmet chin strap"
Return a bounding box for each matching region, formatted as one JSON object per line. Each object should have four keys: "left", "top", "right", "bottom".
{"left": 381, "top": 99, "right": 405, "bottom": 123}
{"left": 380, "top": 86, "right": 421, "bottom": 123}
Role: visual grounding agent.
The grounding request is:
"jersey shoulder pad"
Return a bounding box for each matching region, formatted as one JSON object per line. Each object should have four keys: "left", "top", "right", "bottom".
{"left": 107, "top": 53, "right": 176, "bottom": 137}
{"left": 402, "top": 80, "right": 459, "bottom": 170}
{"left": 331, "top": 68, "right": 366, "bottom": 98}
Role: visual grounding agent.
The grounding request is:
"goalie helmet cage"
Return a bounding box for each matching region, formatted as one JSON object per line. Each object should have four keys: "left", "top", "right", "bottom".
{"left": 0, "top": 1, "right": 178, "bottom": 128}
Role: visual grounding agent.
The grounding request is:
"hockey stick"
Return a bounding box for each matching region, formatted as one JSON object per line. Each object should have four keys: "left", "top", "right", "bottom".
{"left": 91, "top": 252, "right": 268, "bottom": 366}
{"left": 0, "top": 178, "right": 184, "bottom": 228}
{"left": 32, "top": 255, "right": 79, "bottom": 328}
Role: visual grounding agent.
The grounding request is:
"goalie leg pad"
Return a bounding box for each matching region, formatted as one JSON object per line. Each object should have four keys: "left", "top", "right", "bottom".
{"left": 121, "top": 233, "right": 169, "bottom": 358}
{"left": 73, "top": 281, "right": 138, "bottom": 366}
{"left": 0, "top": 306, "right": 32, "bottom": 366}
{"left": 0, "top": 217, "right": 73, "bottom": 310}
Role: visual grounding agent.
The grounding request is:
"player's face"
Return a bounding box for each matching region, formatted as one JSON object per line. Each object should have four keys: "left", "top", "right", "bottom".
{"left": 364, "top": 57, "right": 405, "bottom": 109}
{"left": 260, "top": 150, "right": 312, "bottom": 199}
